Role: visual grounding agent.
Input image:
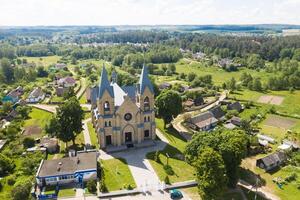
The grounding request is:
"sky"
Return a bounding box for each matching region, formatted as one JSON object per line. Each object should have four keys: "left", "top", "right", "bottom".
{"left": 0, "top": 0, "right": 300, "bottom": 26}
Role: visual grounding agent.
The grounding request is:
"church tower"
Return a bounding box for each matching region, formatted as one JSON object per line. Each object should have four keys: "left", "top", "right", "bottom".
{"left": 137, "top": 65, "right": 154, "bottom": 112}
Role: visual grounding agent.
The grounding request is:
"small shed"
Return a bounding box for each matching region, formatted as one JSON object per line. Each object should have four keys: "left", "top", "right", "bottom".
{"left": 227, "top": 102, "right": 243, "bottom": 112}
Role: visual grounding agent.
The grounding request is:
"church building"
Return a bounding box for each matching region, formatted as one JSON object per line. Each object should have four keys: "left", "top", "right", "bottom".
{"left": 91, "top": 65, "right": 156, "bottom": 150}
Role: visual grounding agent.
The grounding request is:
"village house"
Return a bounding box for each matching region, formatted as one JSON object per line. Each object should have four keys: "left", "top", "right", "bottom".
{"left": 26, "top": 87, "right": 45, "bottom": 103}
{"left": 256, "top": 151, "right": 287, "bottom": 171}
{"left": 36, "top": 150, "right": 97, "bottom": 187}
{"left": 158, "top": 82, "right": 171, "bottom": 90}
{"left": 210, "top": 106, "right": 226, "bottom": 120}
{"left": 58, "top": 76, "right": 76, "bottom": 88}
{"left": 186, "top": 111, "right": 218, "bottom": 131}
{"left": 91, "top": 65, "right": 156, "bottom": 150}
{"left": 2, "top": 86, "right": 24, "bottom": 103}
{"left": 227, "top": 101, "right": 243, "bottom": 112}
{"left": 39, "top": 137, "right": 59, "bottom": 153}
{"left": 55, "top": 87, "right": 70, "bottom": 97}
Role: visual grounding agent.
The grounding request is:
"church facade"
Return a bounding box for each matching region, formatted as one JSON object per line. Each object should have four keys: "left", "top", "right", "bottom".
{"left": 91, "top": 65, "right": 156, "bottom": 149}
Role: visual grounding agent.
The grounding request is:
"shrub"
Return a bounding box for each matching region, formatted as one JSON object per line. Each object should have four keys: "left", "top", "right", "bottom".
{"left": 7, "top": 175, "right": 16, "bottom": 186}
{"left": 123, "top": 184, "right": 133, "bottom": 190}
{"left": 86, "top": 180, "right": 97, "bottom": 193}
{"left": 163, "top": 164, "right": 174, "bottom": 175}
{"left": 284, "top": 173, "right": 297, "bottom": 182}
{"left": 154, "top": 150, "right": 161, "bottom": 163}
{"left": 11, "top": 179, "right": 32, "bottom": 200}
{"left": 22, "top": 137, "right": 35, "bottom": 148}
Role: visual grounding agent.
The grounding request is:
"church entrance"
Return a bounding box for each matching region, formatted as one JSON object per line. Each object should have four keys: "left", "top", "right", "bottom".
{"left": 106, "top": 135, "right": 112, "bottom": 146}
{"left": 125, "top": 132, "right": 132, "bottom": 143}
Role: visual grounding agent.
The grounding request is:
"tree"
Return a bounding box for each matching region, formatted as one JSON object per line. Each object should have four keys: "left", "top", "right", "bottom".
{"left": 187, "top": 72, "right": 196, "bottom": 82}
{"left": 22, "top": 137, "right": 35, "bottom": 148}
{"left": 228, "top": 77, "right": 236, "bottom": 91}
{"left": 45, "top": 117, "right": 60, "bottom": 137}
{"left": 37, "top": 66, "right": 48, "bottom": 77}
{"left": 86, "top": 180, "right": 97, "bottom": 193}
{"left": 155, "top": 90, "right": 182, "bottom": 126}
{"left": 1, "top": 58, "right": 14, "bottom": 83}
{"left": 195, "top": 147, "right": 227, "bottom": 200}
{"left": 54, "top": 97, "right": 84, "bottom": 145}
{"left": 252, "top": 78, "right": 262, "bottom": 91}
{"left": 247, "top": 54, "right": 265, "bottom": 69}
{"left": 0, "top": 153, "right": 15, "bottom": 176}
{"left": 11, "top": 178, "right": 32, "bottom": 200}
{"left": 63, "top": 87, "right": 76, "bottom": 100}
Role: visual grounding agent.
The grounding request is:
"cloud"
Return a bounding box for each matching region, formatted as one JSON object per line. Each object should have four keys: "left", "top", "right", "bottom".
{"left": 0, "top": 0, "right": 299, "bottom": 26}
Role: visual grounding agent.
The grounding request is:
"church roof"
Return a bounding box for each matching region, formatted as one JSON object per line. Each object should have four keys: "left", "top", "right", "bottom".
{"left": 139, "top": 65, "right": 154, "bottom": 94}
{"left": 111, "top": 82, "right": 126, "bottom": 106}
{"left": 99, "top": 66, "right": 114, "bottom": 98}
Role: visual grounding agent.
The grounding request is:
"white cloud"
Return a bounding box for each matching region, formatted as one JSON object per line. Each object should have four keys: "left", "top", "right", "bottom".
{"left": 0, "top": 0, "right": 299, "bottom": 26}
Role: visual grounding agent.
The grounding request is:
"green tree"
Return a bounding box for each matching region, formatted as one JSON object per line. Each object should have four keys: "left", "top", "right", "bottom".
{"left": 187, "top": 72, "right": 196, "bottom": 82}
{"left": 86, "top": 180, "right": 97, "bottom": 193}
{"left": 11, "top": 178, "right": 32, "bottom": 200}
{"left": 252, "top": 78, "right": 262, "bottom": 91}
{"left": 247, "top": 54, "right": 265, "bottom": 69}
{"left": 195, "top": 147, "right": 227, "bottom": 200}
{"left": 22, "top": 137, "right": 35, "bottom": 148}
{"left": 1, "top": 58, "right": 14, "bottom": 83}
{"left": 155, "top": 90, "right": 182, "bottom": 126}
{"left": 54, "top": 97, "right": 84, "bottom": 145}
{"left": 0, "top": 153, "right": 15, "bottom": 176}
{"left": 228, "top": 77, "right": 236, "bottom": 91}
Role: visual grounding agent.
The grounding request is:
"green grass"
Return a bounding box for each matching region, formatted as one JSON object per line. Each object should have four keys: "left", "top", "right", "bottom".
{"left": 87, "top": 121, "right": 99, "bottom": 149}
{"left": 24, "top": 108, "right": 52, "bottom": 128}
{"left": 79, "top": 92, "right": 87, "bottom": 104}
{"left": 101, "top": 158, "right": 136, "bottom": 191}
{"left": 57, "top": 186, "right": 76, "bottom": 198}
{"left": 146, "top": 118, "right": 195, "bottom": 183}
{"left": 232, "top": 89, "right": 300, "bottom": 118}
{"left": 19, "top": 56, "right": 61, "bottom": 68}
{"left": 174, "top": 59, "right": 272, "bottom": 86}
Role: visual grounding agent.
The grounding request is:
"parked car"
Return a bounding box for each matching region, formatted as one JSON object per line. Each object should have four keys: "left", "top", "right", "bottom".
{"left": 170, "top": 189, "right": 183, "bottom": 199}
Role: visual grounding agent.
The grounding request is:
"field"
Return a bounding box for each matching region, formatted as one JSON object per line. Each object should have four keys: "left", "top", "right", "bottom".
{"left": 20, "top": 56, "right": 61, "bottom": 68}
{"left": 101, "top": 158, "right": 136, "bottom": 191}
{"left": 174, "top": 59, "right": 273, "bottom": 86}
{"left": 232, "top": 89, "right": 300, "bottom": 117}
{"left": 257, "top": 95, "right": 284, "bottom": 105}
{"left": 23, "top": 107, "right": 53, "bottom": 138}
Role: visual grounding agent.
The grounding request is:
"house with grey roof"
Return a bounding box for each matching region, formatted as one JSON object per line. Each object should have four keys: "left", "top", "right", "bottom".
{"left": 36, "top": 150, "right": 97, "bottom": 187}
{"left": 186, "top": 111, "right": 218, "bottom": 131}
{"left": 227, "top": 101, "right": 243, "bottom": 112}
{"left": 26, "top": 87, "right": 45, "bottom": 103}
{"left": 256, "top": 151, "right": 287, "bottom": 171}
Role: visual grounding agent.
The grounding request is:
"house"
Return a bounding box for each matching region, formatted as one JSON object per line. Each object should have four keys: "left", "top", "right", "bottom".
{"left": 218, "top": 58, "right": 233, "bottom": 68}
{"left": 227, "top": 102, "right": 243, "bottom": 112}
{"left": 40, "top": 137, "right": 59, "bottom": 153}
{"left": 210, "top": 106, "right": 226, "bottom": 120}
{"left": 256, "top": 151, "right": 287, "bottom": 171}
{"left": 55, "top": 87, "right": 69, "bottom": 97}
{"left": 92, "top": 65, "right": 156, "bottom": 150}
{"left": 2, "top": 86, "right": 24, "bottom": 103}
{"left": 5, "top": 110, "right": 18, "bottom": 121}
{"left": 158, "top": 82, "right": 171, "bottom": 90}
{"left": 55, "top": 63, "right": 67, "bottom": 70}
{"left": 278, "top": 140, "right": 299, "bottom": 151}
{"left": 186, "top": 111, "right": 218, "bottom": 131}
{"left": 58, "top": 76, "right": 76, "bottom": 88}
{"left": 26, "top": 87, "right": 45, "bottom": 103}
{"left": 36, "top": 150, "right": 98, "bottom": 187}
{"left": 257, "top": 134, "right": 276, "bottom": 144}
{"left": 192, "top": 52, "right": 206, "bottom": 60}
{"left": 230, "top": 116, "right": 242, "bottom": 126}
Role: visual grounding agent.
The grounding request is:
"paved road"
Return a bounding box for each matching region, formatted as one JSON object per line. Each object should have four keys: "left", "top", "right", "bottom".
{"left": 82, "top": 118, "right": 92, "bottom": 146}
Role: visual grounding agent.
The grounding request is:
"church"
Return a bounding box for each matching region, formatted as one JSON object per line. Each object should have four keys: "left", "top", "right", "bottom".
{"left": 91, "top": 65, "right": 156, "bottom": 150}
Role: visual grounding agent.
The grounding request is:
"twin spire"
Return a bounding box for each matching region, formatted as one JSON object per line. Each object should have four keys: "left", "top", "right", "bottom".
{"left": 98, "top": 64, "right": 153, "bottom": 99}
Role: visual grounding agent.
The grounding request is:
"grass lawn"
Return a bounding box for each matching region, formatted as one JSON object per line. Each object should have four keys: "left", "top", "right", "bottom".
{"left": 79, "top": 92, "right": 87, "bottom": 104}
{"left": 101, "top": 158, "right": 136, "bottom": 191}
{"left": 57, "top": 186, "right": 76, "bottom": 198}
{"left": 175, "top": 59, "right": 272, "bottom": 86}
{"left": 146, "top": 118, "right": 196, "bottom": 183}
{"left": 87, "top": 121, "right": 99, "bottom": 149}
{"left": 24, "top": 107, "right": 52, "bottom": 128}
{"left": 20, "top": 56, "right": 61, "bottom": 68}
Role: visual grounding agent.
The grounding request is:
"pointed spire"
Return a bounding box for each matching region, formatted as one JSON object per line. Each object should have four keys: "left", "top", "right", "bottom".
{"left": 99, "top": 64, "right": 114, "bottom": 98}
{"left": 139, "top": 64, "right": 154, "bottom": 94}
{"left": 111, "top": 70, "right": 117, "bottom": 83}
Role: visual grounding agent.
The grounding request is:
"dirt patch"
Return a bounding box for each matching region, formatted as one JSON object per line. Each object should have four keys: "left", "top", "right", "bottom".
{"left": 23, "top": 125, "right": 42, "bottom": 136}
{"left": 257, "top": 95, "right": 284, "bottom": 105}
{"left": 263, "top": 115, "right": 296, "bottom": 129}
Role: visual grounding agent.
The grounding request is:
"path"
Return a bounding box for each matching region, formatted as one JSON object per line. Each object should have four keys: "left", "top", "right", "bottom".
{"left": 82, "top": 118, "right": 92, "bottom": 146}
{"left": 238, "top": 180, "right": 281, "bottom": 200}
{"left": 76, "top": 78, "right": 87, "bottom": 99}
{"left": 172, "top": 90, "right": 228, "bottom": 135}
{"left": 29, "top": 103, "right": 91, "bottom": 113}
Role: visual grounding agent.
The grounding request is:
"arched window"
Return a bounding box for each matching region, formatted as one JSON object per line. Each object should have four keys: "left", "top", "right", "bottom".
{"left": 144, "top": 116, "right": 147, "bottom": 122}
{"left": 109, "top": 121, "right": 111, "bottom": 127}
{"left": 144, "top": 97, "right": 150, "bottom": 111}
{"left": 104, "top": 121, "right": 107, "bottom": 127}
{"left": 104, "top": 101, "right": 110, "bottom": 111}
{"left": 148, "top": 116, "right": 150, "bottom": 122}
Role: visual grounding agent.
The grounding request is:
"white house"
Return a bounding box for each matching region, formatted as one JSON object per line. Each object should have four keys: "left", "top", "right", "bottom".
{"left": 58, "top": 77, "right": 76, "bottom": 88}
{"left": 26, "top": 87, "right": 45, "bottom": 103}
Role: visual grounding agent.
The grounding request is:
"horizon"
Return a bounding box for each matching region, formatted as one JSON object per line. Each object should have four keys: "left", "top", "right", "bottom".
{"left": 1, "top": 0, "right": 300, "bottom": 26}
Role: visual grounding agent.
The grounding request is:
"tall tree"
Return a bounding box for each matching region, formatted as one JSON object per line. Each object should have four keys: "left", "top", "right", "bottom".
{"left": 50, "top": 97, "right": 84, "bottom": 145}
{"left": 155, "top": 90, "right": 182, "bottom": 126}
{"left": 195, "top": 147, "right": 227, "bottom": 200}
{"left": 1, "top": 58, "right": 14, "bottom": 83}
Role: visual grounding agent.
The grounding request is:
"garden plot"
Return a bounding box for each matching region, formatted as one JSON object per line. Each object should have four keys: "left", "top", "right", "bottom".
{"left": 257, "top": 95, "right": 284, "bottom": 105}
{"left": 263, "top": 115, "right": 297, "bottom": 129}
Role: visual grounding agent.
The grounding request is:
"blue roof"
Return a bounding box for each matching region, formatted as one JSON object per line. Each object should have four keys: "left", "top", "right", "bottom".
{"left": 99, "top": 66, "right": 114, "bottom": 98}
{"left": 122, "top": 85, "right": 136, "bottom": 99}
{"left": 139, "top": 65, "right": 154, "bottom": 94}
